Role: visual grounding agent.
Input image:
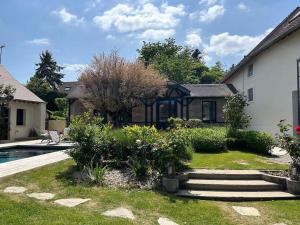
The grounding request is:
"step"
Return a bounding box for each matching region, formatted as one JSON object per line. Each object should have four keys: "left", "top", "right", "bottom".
{"left": 187, "top": 169, "right": 262, "bottom": 180}
{"left": 183, "top": 179, "right": 282, "bottom": 191}
{"left": 176, "top": 190, "right": 300, "bottom": 201}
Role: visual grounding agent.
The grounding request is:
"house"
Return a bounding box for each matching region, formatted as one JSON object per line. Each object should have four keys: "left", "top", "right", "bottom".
{"left": 66, "top": 81, "right": 234, "bottom": 127}
{"left": 223, "top": 7, "right": 300, "bottom": 135}
{"left": 0, "top": 65, "right": 46, "bottom": 141}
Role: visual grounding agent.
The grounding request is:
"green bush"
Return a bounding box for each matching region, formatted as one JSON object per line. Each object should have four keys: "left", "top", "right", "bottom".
{"left": 231, "top": 130, "right": 274, "bottom": 155}
{"left": 167, "top": 117, "right": 203, "bottom": 129}
{"left": 69, "top": 112, "right": 114, "bottom": 168}
{"left": 190, "top": 128, "right": 227, "bottom": 152}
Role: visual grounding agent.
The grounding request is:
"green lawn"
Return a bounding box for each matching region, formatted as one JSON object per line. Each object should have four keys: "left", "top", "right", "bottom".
{"left": 0, "top": 159, "right": 299, "bottom": 225}
{"left": 189, "top": 150, "right": 288, "bottom": 170}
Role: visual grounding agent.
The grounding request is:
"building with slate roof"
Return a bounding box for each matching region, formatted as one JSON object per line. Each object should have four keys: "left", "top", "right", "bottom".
{"left": 0, "top": 65, "right": 46, "bottom": 141}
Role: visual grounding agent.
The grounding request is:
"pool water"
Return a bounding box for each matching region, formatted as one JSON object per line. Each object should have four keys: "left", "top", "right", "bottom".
{"left": 0, "top": 148, "right": 58, "bottom": 163}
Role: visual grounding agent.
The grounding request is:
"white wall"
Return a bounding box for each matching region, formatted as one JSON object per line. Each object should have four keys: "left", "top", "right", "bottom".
{"left": 9, "top": 101, "right": 46, "bottom": 140}
{"left": 226, "top": 30, "right": 300, "bottom": 135}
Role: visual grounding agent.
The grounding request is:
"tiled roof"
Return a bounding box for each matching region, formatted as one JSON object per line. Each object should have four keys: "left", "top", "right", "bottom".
{"left": 223, "top": 7, "right": 300, "bottom": 82}
{"left": 58, "top": 81, "right": 79, "bottom": 94}
{"left": 182, "top": 84, "right": 234, "bottom": 97}
{"left": 0, "top": 65, "right": 44, "bottom": 103}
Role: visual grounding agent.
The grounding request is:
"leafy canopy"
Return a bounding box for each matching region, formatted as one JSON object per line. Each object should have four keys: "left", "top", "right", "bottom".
{"left": 137, "top": 38, "right": 225, "bottom": 84}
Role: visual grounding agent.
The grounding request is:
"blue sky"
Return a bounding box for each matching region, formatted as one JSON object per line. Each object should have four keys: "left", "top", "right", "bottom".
{"left": 0, "top": 0, "right": 299, "bottom": 83}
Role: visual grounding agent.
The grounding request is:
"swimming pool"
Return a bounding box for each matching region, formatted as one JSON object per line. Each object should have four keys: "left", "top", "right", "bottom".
{"left": 0, "top": 146, "right": 68, "bottom": 163}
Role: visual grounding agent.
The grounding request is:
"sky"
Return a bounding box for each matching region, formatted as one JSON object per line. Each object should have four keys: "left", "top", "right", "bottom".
{"left": 0, "top": 0, "right": 299, "bottom": 83}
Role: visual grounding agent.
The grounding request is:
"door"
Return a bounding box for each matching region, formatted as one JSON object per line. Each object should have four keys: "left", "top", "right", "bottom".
{"left": 0, "top": 106, "right": 9, "bottom": 140}
{"left": 156, "top": 99, "right": 177, "bottom": 128}
{"left": 202, "top": 101, "right": 216, "bottom": 123}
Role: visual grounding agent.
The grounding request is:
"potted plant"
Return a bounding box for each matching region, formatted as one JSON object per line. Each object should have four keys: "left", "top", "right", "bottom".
{"left": 276, "top": 120, "right": 300, "bottom": 194}
{"left": 162, "top": 162, "right": 179, "bottom": 193}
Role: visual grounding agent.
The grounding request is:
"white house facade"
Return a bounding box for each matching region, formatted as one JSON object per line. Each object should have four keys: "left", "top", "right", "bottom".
{"left": 0, "top": 65, "right": 46, "bottom": 141}
{"left": 223, "top": 7, "right": 300, "bottom": 135}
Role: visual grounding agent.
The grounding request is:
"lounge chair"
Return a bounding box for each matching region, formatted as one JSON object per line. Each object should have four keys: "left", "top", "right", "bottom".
{"left": 40, "top": 130, "right": 50, "bottom": 143}
{"left": 48, "top": 130, "right": 61, "bottom": 144}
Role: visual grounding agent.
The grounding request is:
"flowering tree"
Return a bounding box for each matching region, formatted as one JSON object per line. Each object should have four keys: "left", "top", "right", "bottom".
{"left": 80, "top": 51, "right": 166, "bottom": 125}
{"left": 276, "top": 120, "right": 300, "bottom": 180}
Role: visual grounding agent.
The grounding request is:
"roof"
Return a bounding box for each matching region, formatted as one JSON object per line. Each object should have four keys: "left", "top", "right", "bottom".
{"left": 182, "top": 84, "right": 234, "bottom": 97}
{"left": 223, "top": 7, "right": 300, "bottom": 83}
{"left": 67, "top": 83, "right": 87, "bottom": 99}
{"left": 58, "top": 81, "right": 79, "bottom": 94}
{"left": 0, "top": 65, "right": 45, "bottom": 103}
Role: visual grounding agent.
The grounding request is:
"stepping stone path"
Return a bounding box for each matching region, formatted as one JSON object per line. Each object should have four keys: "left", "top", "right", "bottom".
{"left": 232, "top": 206, "right": 260, "bottom": 217}
{"left": 158, "top": 217, "right": 178, "bottom": 225}
{"left": 273, "top": 223, "right": 287, "bottom": 225}
{"left": 3, "top": 186, "right": 27, "bottom": 194}
{"left": 54, "top": 198, "right": 90, "bottom": 207}
{"left": 27, "top": 192, "right": 55, "bottom": 200}
{"left": 102, "top": 207, "right": 135, "bottom": 220}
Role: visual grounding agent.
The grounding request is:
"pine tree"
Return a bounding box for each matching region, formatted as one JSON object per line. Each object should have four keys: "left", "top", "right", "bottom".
{"left": 35, "top": 50, "right": 64, "bottom": 90}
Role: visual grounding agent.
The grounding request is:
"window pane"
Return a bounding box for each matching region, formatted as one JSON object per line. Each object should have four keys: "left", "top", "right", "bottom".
{"left": 16, "top": 109, "right": 24, "bottom": 126}
{"left": 248, "top": 64, "right": 253, "bottom": 76}
{"left": 248, "top": 88, "right": 253, "bottom": 101}
{"left": 202, "top": 101, "right": 216, "bottom": 122}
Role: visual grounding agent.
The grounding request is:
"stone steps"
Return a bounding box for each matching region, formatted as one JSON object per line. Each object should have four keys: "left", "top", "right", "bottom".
{"left": 176, "top": 190, "right": 300, "bottom": 201}
{"left": 178, "top": 169, "right": 299, "bottom": 201}
{"left": 187, "top": 169, "right": 262, "bottom": 180}
{"left": 184, "top": 179, "right": 282, "bottom": 191}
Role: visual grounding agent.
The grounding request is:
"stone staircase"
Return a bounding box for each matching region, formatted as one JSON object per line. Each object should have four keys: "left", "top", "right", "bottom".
{"left": 176, "top": 169, "right": 300, "bottom": 201}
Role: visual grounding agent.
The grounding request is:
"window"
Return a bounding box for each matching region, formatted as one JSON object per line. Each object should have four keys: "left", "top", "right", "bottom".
{"left": 248, "top": 64, "right": 254, "bottom": 77}
{"left": 158, "top": 100, "right": 177, "bottom": 122}
{"left": 248, "top": 88, "right": 254, "bottom": 102}
{"left": 202, "top": 101, "right": 216, "bottom": 122}
{"left": 16, "top": 109, "right": 25, "bottom": 126}
{"left": 64, "top": 87, "right": 71, "bottom": 91}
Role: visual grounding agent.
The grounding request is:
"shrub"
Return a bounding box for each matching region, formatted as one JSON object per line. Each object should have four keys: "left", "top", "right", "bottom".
{"left": 190, "top": 128, "right": 227, "bottom": 152}
{"left": 69, "top": 112, "right": 114, "bottom": 168}
{"left": 85, "top": 162, "right": 107, "bottom": 186}
{"left": 167, "top": 117, "right": 203, "bottom": 129}
{"left": 231, "top": 130, "right": 274, "bottom": 155}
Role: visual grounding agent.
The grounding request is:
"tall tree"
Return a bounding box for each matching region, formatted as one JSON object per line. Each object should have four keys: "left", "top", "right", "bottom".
{"left": 137, "top": 38, "right": 209, "bottom": 84}
{"left": 35, "top": 50, "right": 64, "bottom": 90}
{"left": 80, "top": 51, "right": 166, "bottom": 125}
{"left": 200, "top": 61, "right": 225, "bottom": 84}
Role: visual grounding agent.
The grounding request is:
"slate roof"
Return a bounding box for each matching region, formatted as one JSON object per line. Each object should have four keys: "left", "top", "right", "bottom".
{"left": 0, "top": 65, "right": 44, "bottom": 103}
{"left": 58, "top": 81, "right": 79, "bottom": 94}
{"left": 182, "top": 84, "right": 234, "bottom": 97}
{"left": 66, "top": 83, "right": 87, "bottom": 99}
{"left": 223, "top": 7, "right": 300, "bottom": 82}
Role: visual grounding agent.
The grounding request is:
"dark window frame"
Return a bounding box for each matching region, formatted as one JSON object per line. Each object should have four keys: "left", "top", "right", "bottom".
{"left": 16, "top": 109, "right": 25, "bottom": 126}
{"left": 248, "top": 88, "right": 254, "bottom": 102}
{"left": 202, "top": 100, "right": 217, "bottom": 123}
{"left": 248, "top": 64, "right": 254, "bottom": 77}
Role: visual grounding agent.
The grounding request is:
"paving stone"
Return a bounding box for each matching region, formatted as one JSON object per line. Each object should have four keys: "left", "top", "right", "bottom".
{"left": 232, "top": 206, "right": 260, "bottom": 217}
{"left": 272, "top": 223, "right": 287, "bottom": 225}
{"left": 54, "top": 198, "right": 90, "bottom": 207}
{"left": 27, "top": 192, "right": 55, "bottom": 200}
{"left": 158, "top": 217, "right": 179, "bottom": 225}
{"left": 3, "top": 186, "right": 27, "bottom": 194}
{"left": 102, "top": 207, "right": 135, "bottom": 220}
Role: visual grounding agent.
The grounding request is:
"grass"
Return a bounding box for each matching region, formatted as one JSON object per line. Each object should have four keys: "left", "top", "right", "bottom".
{"left": 189, "top": 150, "right": 288, "bottom": 170}
{"left": 0, "top": 158, "right": 298, "bottom": 224}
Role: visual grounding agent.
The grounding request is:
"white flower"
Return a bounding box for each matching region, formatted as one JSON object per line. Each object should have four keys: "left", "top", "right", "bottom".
{"left": 136, "top": 139, "right": 142, "bottom": 145}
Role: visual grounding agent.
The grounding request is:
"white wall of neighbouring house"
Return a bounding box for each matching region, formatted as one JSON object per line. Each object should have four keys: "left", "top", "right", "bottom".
{"left": 9, "top": 101, "right": 46, "bottom": 140}
{"left": 225, "top": 29, "right": 300, "bottom": 135}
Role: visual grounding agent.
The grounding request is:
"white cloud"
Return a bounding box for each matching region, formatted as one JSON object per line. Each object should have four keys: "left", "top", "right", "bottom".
{"left": 106, "top": 34, "right": 116, "bottom": 40}
{"left": 185, "top": 31, "right": 203, "bottom": 48}
{"left": 238, "top": 3, "right": 249, "bottom": 11}
{"left": 84, "top": 0, "right": 101, "bottom": 12}
{"left": 64, "top": 64, "right": 87, "bottom": 72}
{"left": 52, "top": 8, "right": 85, "bottom": 26}
{"left": 93, "top": 2, "right": 185, "bottom": 33}
{"left": 199, "top": 0, "right": 219, "bottom": 6}
{"left": 199, "top": 5, "right": 225, "bottom": 22}
{"left": 205, "top": 28, "right": 273, "bottom": 56}
{"left": 26, "top": 38, "right": 50, "bottom": 46}
{"left": 137, "top": 29, "right": 175, "bottom": 41}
